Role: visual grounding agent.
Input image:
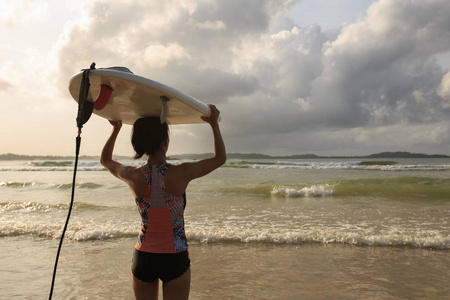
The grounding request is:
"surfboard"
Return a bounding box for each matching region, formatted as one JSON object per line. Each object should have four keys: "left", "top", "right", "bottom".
{"left": 68, "top": 67, "right": 214, "bottom": 125}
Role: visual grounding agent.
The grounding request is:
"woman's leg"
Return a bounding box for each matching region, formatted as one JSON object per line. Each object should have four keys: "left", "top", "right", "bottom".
{"left": 162, "top": 268, "right": 191, "bottom": 300}
{"left": 132, "top": 273, "right": 159, "bottom": 300}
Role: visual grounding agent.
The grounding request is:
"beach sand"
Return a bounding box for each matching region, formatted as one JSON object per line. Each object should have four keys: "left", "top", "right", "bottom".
{"left": 2, "top": 236, "right": 448, "bottom": 299}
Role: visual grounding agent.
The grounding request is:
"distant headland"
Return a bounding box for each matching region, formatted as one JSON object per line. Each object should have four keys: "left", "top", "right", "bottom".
{"left": 0, "top": 151, "right": 449, "bottom": 161}
{"left": 171, "top": 151, "right": 450, "bottom": 160}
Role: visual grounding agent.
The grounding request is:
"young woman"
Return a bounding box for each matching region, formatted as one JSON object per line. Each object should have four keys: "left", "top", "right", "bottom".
{"left": 100, "top": 105, "right": 226, "bottom": 300}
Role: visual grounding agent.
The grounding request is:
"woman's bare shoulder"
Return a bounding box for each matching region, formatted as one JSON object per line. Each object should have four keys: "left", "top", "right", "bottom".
{"left": 117, "top": 165, "right": 144, "bottom": 183}
{"left": 164, "top": 164, "right": 190, "bottom": 195}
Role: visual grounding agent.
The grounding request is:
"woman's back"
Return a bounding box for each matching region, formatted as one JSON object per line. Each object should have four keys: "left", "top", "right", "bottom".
{"left": 135, "top": 163, "right": 187, "bottom": 253}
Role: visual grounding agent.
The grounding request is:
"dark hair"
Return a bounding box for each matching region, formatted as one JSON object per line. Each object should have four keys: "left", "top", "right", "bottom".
{"left": 132, "top": 117, "right": 169, "bottom": 159}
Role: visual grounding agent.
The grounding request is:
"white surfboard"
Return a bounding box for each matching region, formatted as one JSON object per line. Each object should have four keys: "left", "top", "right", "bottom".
{"left": 68, "top": 68, "right": 214, "bottom": 125}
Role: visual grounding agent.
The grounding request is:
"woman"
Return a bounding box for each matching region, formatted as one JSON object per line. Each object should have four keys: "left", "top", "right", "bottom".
{"left": 100, "top": 105, "right": 226, "bottom": 300}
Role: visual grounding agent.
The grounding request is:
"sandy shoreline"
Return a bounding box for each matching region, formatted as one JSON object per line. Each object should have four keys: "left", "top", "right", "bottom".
{"left": 1, "top": 236, "right": 449, "bottom": 299}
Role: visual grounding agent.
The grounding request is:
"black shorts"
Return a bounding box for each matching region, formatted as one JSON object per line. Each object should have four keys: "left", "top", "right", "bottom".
{"left": 132, "top": 249, "right": 190, "bottom": 283}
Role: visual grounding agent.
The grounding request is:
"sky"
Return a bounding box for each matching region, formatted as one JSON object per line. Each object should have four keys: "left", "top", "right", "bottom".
{"left": 1, "top": 0, "right": 450, "bottom": 157}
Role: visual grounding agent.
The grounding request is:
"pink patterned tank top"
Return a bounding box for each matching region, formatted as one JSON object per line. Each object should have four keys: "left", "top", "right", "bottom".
{"left": 134, "top": 163, "right": 187, "bottom": 253}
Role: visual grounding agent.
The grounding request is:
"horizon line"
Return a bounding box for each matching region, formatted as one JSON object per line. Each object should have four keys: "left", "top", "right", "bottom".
{"left": 1, "top": 151, "right": 449, "bottom": 160}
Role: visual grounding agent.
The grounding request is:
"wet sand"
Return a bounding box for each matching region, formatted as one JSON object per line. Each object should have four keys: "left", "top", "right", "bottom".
{"left": 1, "top": 237, "right": 449, "bottom": 299}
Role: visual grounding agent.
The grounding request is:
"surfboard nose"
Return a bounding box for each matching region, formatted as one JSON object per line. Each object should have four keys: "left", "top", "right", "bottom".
{"left": 94, "top": 84, "right": 113, "bottom": 110}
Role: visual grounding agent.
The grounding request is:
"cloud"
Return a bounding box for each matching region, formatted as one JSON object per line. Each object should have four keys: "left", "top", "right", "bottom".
{"left": 142, "top": 43, "right": 191, "bottom": 68}
{"left": 438, "top": 72, "right": 450, "bottom": 108}
{"left": 195, "top": 20, "right": 226, "bottom": 31}
{"left": 53, "top": 0, "right": 290, "bottom": 88}
{"left": 0, "top": 78, "right": 13, "bottom": 91}
{"left": 49, "top": 0, "right": 450, "bottom": 155}
{"left": 0, "top": 0, "right": 49, "bottom": 29}
{"left": 52, "top": 0, "right": 296, "bottom": 107}
{"left": 308, "top": 0, "right": 450, "bottom": 127}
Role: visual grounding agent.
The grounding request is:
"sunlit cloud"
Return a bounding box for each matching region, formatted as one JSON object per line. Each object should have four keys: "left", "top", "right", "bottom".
{"left": 2, "top": 0, "right": 450, "bottom": 156}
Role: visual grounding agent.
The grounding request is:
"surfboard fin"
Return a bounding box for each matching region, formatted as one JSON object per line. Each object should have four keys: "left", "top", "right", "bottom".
{"left": 160, "top": 96, "right": 169, "bottom": 124}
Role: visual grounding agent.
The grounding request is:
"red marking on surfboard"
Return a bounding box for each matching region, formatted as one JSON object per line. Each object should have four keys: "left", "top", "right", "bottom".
{"left": 94, "top": 84, "right": 113, "bottom": 110}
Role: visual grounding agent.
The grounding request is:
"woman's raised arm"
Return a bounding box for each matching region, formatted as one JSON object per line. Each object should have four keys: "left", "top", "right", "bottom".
{"left": 165, "top": 105, "right": 226, "bottom": 195}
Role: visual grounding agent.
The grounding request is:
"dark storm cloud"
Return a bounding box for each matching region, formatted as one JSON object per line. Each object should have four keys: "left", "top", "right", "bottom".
{"left": 308, "top": 0, "right": 450, "bottom": 127}
{"left": 53, "top": 0, "right": 450, "bottom": 155}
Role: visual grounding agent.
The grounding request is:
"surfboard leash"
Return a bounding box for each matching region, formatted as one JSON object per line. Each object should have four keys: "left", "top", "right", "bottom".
{"left": 49, "top": 63, "right": 96, "bottom": 300}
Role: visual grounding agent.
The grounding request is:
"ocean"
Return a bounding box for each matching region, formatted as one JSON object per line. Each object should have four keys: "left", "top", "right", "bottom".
{"left": 1, "top": 157, "right": 449, "bottom": 299}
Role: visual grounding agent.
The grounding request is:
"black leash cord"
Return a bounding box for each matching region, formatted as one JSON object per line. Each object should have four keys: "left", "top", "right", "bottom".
{"left": 49, "top": 62, "right": 94, "bottom": 299}
{"left": 48, "top": 134, "right": 82, "bottom": 300}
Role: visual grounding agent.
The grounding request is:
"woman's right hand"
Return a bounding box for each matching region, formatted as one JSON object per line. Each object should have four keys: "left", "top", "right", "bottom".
{"left": 109, "top": 120, "right": 122, "bottom": 131}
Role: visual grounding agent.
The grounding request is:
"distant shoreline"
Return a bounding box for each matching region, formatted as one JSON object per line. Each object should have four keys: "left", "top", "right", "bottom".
{"left": 1, "top": 151, "right": 449, "bottom": 161}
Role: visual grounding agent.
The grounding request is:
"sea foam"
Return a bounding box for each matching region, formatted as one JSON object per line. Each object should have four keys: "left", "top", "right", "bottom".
{"left": 271, "top": 184, "right": 335, "bottom": 197}
{"left": 1, "top": 206, "right": 449, "bottom": 249}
